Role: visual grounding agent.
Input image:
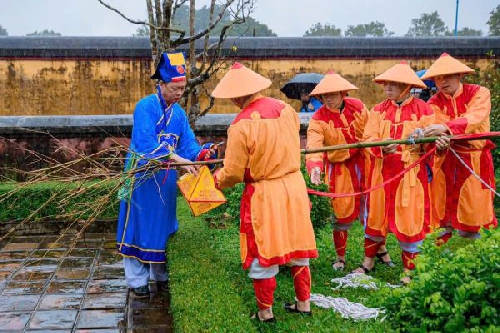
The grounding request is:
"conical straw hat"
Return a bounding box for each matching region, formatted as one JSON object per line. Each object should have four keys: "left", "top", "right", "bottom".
{"left": 373, "top": 62, "right": 427, "bottom": 89}
{"left": 211, "top": 62, "right": 272, "bottom": 99}
{"left": 420, "top": 53, "right": 474, "bottom": 80}
{"left": 310, "top": 71, "right": 358, "bottom": 96}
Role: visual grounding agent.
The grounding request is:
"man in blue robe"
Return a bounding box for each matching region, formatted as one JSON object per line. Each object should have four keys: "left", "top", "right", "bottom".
{"left": 116, "top": 52, "right": 214, "bottom": 297}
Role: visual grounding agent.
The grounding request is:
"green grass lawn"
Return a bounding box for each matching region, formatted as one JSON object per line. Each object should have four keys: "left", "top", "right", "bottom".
{"left": 0, "top": 179, "right": 481, "bottom": 332}
{"left": 169, "top": 198, "right": 404, "bottom": 333}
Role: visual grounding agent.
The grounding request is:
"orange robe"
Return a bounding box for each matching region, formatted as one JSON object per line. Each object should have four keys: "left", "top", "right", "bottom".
{"left": 428, "top": 84, "right": 497, "bottom": 232}
{"left": 215, "top": 94, "right": 318, "bottom": 269}
{"left": 363, "top": 97, "right": 434, "bottom": 243}
{"left": 306, "top": 98, "right": 369, "bottom": 223}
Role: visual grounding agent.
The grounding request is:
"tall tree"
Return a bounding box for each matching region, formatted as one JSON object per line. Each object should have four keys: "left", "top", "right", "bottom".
{"left": 215, "top": 16, "right": 275, "bottom": 36}
{"left": 487, "top": 4, "right": 500, "bottom": 35}
{"left": 345, "top": 21, "right": 394, "bottom": 37}
{"left": 98, "top": 0, "right": 255, "bottom": 124}
{"left": 180, "top": 4, "right": 275, "bottom": 36}
{"left": 406, "top": 11, "right": 449, "bottom": 36}
{"left": 304, "top": 23, "right": 341, "bottom": 37}
{"left": 0, "top": 24, "right": 8, "bottom": 36}
{"left": 445, "top": 27, "right": 482, "bottom": 36}
{"left": 26, "top": 29, "right": 62, "bottom": 36}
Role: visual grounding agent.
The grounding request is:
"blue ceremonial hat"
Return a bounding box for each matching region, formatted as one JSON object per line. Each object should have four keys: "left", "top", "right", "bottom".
{"left": 150, "top": 52, "right": 187, "bottom": 82}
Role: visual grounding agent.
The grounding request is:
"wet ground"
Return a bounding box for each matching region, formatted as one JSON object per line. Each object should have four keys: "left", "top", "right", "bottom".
{"left": 0, "top": 220, "right": 173, "bottom": 332}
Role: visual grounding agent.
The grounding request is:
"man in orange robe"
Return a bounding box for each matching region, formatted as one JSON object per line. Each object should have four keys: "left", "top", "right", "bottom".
{"left": 305, "top": 71, "right": 394, "bottom": 271}
{"left": 422, "top": 53, "right": 498, "bottom": 242}
{"left": 352, "top": 62, "right": 435, "bottom": 284}
{"left": 212, "top": 63, "right": 318, "bottom": 322}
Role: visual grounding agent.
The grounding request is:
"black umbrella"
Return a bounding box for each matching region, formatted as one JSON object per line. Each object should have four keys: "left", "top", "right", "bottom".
{"left": 280, "top": 73, "right": 325, "bottom": 100}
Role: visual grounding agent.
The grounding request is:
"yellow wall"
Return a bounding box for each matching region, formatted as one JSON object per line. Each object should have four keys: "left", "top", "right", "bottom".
{"left": 0, "top": 59, "right": 152, "bottom": 116}
{"left": 0, "top": 57, "right": 493, "bottom": 116}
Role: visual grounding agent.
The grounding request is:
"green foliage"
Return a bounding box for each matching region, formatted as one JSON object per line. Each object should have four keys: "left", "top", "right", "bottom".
{"left": 170, "top": 4, "right": 276, "bottom": 37}
{"left": 203, "top": 161, "right": 332, "bottom": 231}
{"left": 406, "top": 11, "right": 449, "bottom": 36}
{"left": 345, "top": 21, "right": 394, "bottom": 37}
{"left": 221, "top": 16, "right": 277, "bottom": 37}
{"left": 0, "top": 181, "right": 118, "bottom": 222}
{"left": 134, "top": 25, "right": 149, "bottom": 37}
{"left": 300, "top": 161, "right": 332, "bottom": 230}
{"left": 445, "top": 27, "right": 483, "bottom": 36}
{"left": 26, "top": 29, "right": 61, "bottom": 36}
{"left": 203, "top": 182, "right": 244, "bottom": 228}
{"left": 488, "top": 4, "right": 500, "bottom": 36}
{"left": 384, "top": 228, "right": 500, "bottom": 332}
{"left": 304, "top": 22, "right": 342, "bottom": 37}
{"left": 0, "top": 24, "right": 8, "bottom": 36}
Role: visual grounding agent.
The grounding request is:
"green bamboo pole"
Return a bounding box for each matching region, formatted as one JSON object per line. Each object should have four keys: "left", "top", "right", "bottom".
{"left": 301, "top": 136, "right": 441, "bottom": 154}
{"left": 163, "top": 134, "right": 500, "bottom": 167}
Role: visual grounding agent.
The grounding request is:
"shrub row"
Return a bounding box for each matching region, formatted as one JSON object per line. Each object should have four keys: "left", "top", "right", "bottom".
{"left": 0, "top": 181, "right": 119, "bottom": 222}
{"left": 384, "top": 228, "right": 500, "bottom": 332}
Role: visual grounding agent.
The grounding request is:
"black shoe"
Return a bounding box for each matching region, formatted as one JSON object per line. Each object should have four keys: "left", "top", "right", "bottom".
{"left": 156, "top": 280, "right": 169, "bottom": 293}
{"left": 131, "top": 285, "right": 150, "bottom": 298}
{"left": 376, "top": 252, "right": 395, "bottom": 267}
{"left": 250, "top": 311, "right": 276, "bottom": 323}
{"left": 284, "top": 302, "right": 312, "bottom": 316}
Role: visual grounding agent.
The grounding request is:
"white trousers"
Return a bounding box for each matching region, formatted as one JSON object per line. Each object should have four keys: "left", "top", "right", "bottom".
{"left": 248, "top": 258, "right": 310, "bottom": 279}
{"left": 123, "top": 257, "right": 168, "bottom": 288}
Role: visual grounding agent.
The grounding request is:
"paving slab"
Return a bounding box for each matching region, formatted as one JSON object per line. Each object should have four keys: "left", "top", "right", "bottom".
{"left": 0, "top": 220, "right": 173, "bottom": 332}
{"left": 29, "top": 309, "right": 79, "bottom": 329}
{"left": 46, "top": 280, "right": 87, "bottom": 294}
{"left": 76, "top": 309, "right": 125, "bottom": 329}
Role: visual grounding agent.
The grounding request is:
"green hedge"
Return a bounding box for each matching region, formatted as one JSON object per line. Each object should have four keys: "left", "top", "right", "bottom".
{"left": 384, "top": 228, "right": 500, "bottom": 332}
{"left": 0, "top": 181, "right": 119, "bottom": 222}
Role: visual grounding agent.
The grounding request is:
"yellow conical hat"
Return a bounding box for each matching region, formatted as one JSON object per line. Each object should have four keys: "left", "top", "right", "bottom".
{"left": 310, "top": 71, "right": 358, "bottom": 96}
{"left": 420, "top": 53, "right": 474, "bottom": 80}
{"left": 373, "top": 62, "right": 427, "bottom": 89}
{"left": 211, "top": 62, "right": 272, "bottom": 99}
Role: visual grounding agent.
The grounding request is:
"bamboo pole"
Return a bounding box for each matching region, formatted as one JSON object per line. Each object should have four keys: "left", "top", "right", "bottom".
{"left": 161, "top": 133, "right": 500, "bottom": 167}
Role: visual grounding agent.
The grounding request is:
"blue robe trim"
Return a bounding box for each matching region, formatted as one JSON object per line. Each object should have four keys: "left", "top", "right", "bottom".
{"left": 118, "top": 243, "right": 167, "bottom": 263}
{"left": 116, "top": 93, "right": 205, "bottom": 263}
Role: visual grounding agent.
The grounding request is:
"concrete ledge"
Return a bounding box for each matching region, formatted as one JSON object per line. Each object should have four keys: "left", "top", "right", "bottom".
{"left": 1, "top": 36, "right": 499, "bottom": 59}
{"left": 0, "top": 113, "right": 313, "bottom": 137}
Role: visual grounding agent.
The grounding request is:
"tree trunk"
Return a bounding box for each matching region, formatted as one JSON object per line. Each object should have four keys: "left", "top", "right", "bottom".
{"left": 188, "top": 0, "right": 200, "bottom": 125}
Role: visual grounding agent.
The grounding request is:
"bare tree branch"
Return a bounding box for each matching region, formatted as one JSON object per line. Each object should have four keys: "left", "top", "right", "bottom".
{"left": 99, "top": 0, "right": 255, "bottom": 125}
{"left": 163, "top": 0, "right": 174, "bottom": 48}
{"left": 97, "top": 0, "right": 184, "bottom": 34}
{"left": 155, "top": 0, "right": 163, "bottom": 43}
{"left": 200, "top": 0, "right": 217, "bottom": 73}
{"left": 171, "top": 0, "right": 236, "bottom": 47}
{"left": 173, "top": 0, "right": 189, "bottom": 18}
{"left": 146, "top": 0, "right": 160, "bottom": 62}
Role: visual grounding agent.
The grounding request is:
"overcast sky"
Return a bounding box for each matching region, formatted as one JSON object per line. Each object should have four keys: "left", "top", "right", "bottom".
{"left": 0, "top": 0, "right": 497, "bottom": 37}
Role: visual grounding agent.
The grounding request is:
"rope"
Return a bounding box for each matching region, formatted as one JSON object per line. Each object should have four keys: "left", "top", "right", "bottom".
{"left": 448, "top": 146, "right": 500, "bottom": 197}
{"left": 307, "top": 132, "right": 500, "bottom": 199}
{"left": 408, "top": 128, "right": 424, "bottom": 145}
{"left": 307, "top": 147, "right": 437, "bottom": 198}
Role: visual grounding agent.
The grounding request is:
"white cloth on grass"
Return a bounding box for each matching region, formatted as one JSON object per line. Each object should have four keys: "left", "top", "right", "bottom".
{"left": 310, "top": 293, "right": 384, "bottom": 320}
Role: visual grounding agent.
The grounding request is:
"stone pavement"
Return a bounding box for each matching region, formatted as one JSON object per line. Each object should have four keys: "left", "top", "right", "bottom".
{"left": 0, "top": 221, "right": 173, "bottom": 332}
